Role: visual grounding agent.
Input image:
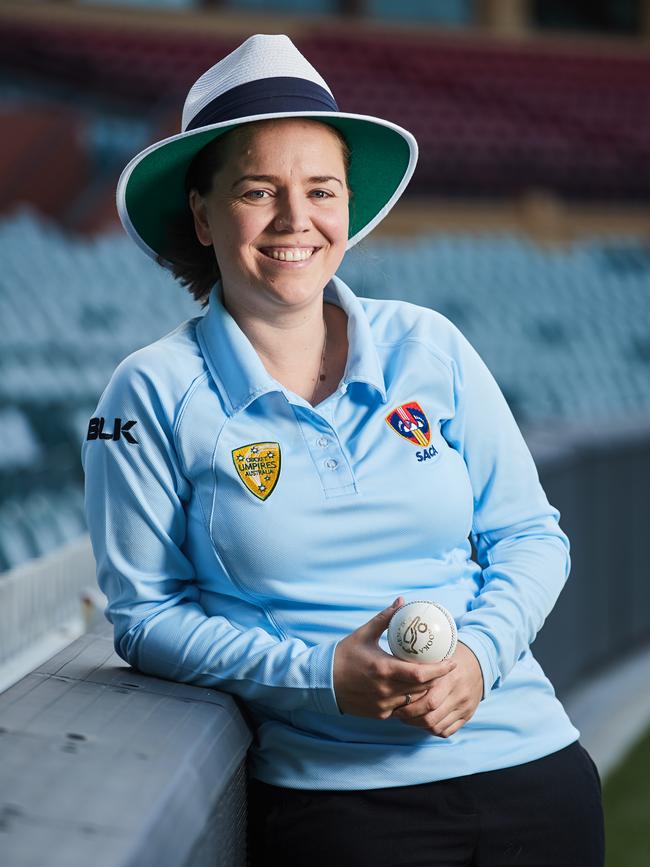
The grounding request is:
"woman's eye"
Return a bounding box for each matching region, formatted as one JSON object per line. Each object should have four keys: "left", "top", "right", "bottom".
{"left": 243, "top": 188, "right": 332, "bottom": 201}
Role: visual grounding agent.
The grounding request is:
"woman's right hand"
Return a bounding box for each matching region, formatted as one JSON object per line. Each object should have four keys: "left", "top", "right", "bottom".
{"left": 333, "top": 597, "right": 457, "bottom": 718}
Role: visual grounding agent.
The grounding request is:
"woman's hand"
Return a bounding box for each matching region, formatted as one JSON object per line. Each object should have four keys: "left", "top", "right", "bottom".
{"left": 391, "top": 641, "right": 484, "bottom": 738}
{"left": 333, "top": 597, "right": 458, "bottom": 718}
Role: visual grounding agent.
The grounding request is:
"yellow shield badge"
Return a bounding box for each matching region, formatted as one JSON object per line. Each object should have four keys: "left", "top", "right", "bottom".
{"left": 231, "top": 442, "right": 281, "bottom": 501}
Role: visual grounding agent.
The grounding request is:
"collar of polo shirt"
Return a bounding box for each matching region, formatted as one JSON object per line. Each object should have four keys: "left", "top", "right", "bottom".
{"left": 196, "top": 276, "right": 388, "bottom": 415}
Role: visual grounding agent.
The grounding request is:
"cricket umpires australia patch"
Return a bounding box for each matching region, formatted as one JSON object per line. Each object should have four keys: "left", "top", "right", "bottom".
{"left": 231, "top": 442, "right": 281, "bottom": 501}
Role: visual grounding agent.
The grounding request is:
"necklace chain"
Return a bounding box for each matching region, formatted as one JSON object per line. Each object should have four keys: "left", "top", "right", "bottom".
{"left": 311, "top": 317, "right": 327, "bottom": 403}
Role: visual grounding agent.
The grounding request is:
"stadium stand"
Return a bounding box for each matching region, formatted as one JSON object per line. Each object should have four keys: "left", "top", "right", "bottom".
{"left": 0, "top": 6, "right": 648, "bottom": 863}
{"left": 1, "top": 204, "right": 649, "bottom": 571}
{"left": 78, "top": 0, "right": 474, "bottom": 24}
{"left": 1, "top": 11, "right": 650, "bottom": 221}
{"left": 0, "top": 5, "right": 648, "bottom": 577}
{"left": 0, "top": 106, "right": 90, "bottom": 220}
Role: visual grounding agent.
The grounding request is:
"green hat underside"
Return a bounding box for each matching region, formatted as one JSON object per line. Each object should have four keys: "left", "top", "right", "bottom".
{"left": 123, "top": 116, "right": 412, "bottom": 262}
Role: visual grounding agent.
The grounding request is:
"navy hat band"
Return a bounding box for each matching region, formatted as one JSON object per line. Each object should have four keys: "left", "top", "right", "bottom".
{"left": 186, "top": 77, "right": 340, "bottom": 131}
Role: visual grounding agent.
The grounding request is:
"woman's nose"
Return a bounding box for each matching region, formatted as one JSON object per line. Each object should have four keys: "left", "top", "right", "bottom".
{"left": 273, "top": 190, "right": 310, "bottom": 233}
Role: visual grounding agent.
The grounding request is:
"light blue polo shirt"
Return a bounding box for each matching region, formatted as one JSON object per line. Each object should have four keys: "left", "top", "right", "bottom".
{"left": 81, "top": 274, "right": 579, "bottom": 789}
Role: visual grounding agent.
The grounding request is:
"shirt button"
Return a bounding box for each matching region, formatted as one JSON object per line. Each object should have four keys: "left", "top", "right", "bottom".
{"left": 324, "top": 458, "right": 338, "bottom": 470}
{"left": 317, "top": 436, "right": 329, "bottom": 447}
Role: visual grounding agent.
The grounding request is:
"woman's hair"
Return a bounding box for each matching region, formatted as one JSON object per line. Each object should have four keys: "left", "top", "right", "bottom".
{"left": 156, "top": 120, "right": 352, "bottom": 309}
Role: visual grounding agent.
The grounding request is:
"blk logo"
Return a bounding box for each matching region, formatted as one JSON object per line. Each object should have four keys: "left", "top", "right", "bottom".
{"left": 87, "top": 417, "right": 138, "bottom": 444}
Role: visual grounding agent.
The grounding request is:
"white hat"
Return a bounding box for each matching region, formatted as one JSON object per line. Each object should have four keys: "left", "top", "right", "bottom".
{"left": 116, "top": 33, "right": 418, "bottom": 264}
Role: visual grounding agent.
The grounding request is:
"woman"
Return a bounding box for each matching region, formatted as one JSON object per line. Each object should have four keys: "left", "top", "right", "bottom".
{"left": 82, "top": 34, "right": 605, "bottom": 866}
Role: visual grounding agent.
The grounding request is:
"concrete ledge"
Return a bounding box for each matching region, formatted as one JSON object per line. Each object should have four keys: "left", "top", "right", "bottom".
{"left": 0, "top": 619, "right": 252, "bottom": 867}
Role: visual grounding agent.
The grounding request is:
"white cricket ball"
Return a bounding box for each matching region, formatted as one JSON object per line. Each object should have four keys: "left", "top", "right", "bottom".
{"left": 387, "top": 600, "right": 457, "bottom": 663}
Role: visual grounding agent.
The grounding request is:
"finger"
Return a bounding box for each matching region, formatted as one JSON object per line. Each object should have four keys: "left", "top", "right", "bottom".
{"left": 408, "top": 715, "right": 464, "bottom": 738}
{"left": 429, "top": 708, "right": 464, "bottom": 733}
{"left": 419, "top": 704, "right": 465, "bottom": 736}
{"left": 394, "top": 692, "right": 458, "bottom": 725}
{"left": 387, "top": 658, "right": 457, "bottom": 688}
{"left": 358, "top": 597, "right": 405, "bottom": 642}
{"left": 388, "top": 672, "right": 456, "bottom": 708}
{"left": 391, "top": 690, "right": 432, "bottom": 718}
{"left": 389, "top": 688, "right": 429, "bottom": 713}
{"left": 439, "top": 717, "right": 466, "bottom": 738}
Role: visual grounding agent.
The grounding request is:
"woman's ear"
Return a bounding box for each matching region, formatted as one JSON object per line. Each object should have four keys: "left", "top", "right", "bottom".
{"left": 188, "top": 189, "right": 213, "bottom": 247}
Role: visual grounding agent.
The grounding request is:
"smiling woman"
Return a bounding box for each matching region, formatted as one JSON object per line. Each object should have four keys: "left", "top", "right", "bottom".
{"left": 162, "top": 119, "right": 352, "bottom": 308}
{"left": 84, "top": 32, "right": 605, "bottom": 867}
{"left": 188, "top": 119, "right": 350, "bottom": 310}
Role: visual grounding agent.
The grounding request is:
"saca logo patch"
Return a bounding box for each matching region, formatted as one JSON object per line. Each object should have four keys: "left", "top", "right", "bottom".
{"left": 386, "top": 401, "right": 439, "bottom": 463}
{"left": 385, "top": 401, "right": 431, "bottom": 447}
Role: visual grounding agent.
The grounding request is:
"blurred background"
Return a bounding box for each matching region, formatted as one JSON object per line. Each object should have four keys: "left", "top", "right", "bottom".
{"left": 0, "top": 1, "right": 649, "bottom": 865}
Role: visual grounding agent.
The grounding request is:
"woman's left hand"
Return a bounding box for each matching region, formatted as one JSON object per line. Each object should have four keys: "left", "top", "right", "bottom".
{"left": 391, "top": 641, "right": 484, "bottom": 738}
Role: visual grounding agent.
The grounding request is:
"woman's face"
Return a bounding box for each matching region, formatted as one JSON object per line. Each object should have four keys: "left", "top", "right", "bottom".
{"left": 189, "top": 118, "right": 350, "bottom": 318}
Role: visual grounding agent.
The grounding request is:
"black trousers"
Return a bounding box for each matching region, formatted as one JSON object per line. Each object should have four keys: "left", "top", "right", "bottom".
{"left": 246, "top": 740, "right": 605, "bottom": 866}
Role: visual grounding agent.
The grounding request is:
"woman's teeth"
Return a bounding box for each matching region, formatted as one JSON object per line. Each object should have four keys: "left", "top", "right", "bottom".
{"left": 264, "top": 248, "right": 315, "bottom": 261}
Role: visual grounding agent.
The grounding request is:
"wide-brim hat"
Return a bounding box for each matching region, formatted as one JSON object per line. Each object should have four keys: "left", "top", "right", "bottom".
{"left": 116, "top": 33, "right": 418, "bottom": 265}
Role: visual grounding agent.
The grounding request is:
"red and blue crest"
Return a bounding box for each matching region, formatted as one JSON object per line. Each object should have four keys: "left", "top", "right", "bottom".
{"left": 385, "top": 401, "right": 431, "bottom": 447}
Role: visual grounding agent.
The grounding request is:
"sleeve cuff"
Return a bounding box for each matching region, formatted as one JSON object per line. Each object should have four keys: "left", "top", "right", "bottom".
{"left": 309, "top": 637, "right": 344, "bottom": 715}
{"left": 456, "top": 630, "right": 500, "bottom": 701}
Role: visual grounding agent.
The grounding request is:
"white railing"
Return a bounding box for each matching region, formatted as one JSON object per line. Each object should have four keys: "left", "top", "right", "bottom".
{"left": 0, "top": 534, "right": 104, "bottom": 692}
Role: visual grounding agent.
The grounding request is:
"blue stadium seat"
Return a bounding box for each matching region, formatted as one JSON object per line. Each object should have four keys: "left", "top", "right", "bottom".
{"left": 1, "top": 207, "right": 650, "bottom": 571}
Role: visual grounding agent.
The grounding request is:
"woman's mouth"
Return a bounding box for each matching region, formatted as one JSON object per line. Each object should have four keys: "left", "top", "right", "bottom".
{"left": 259, "top": 246, "right": 319, "bottom": 262}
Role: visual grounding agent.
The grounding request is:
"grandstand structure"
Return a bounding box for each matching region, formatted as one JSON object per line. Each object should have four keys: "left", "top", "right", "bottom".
{"left": 1, "top": 204, "right": 650, "bottom": 573}
{"left": 1, "top": 3, "right": 649, "bottom": 864}
{"left": 2, "top": 0, "right": 650, "bottom": 232}
{"left": 2, "top": 0, "right": 649, "bottom": 571}
{"left": 0, "top": 2, "right": 648, "bottom": 553}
